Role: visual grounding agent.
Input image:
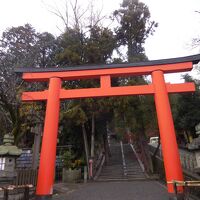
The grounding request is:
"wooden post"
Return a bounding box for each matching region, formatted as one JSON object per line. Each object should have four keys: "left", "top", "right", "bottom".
{"left": 84, "top": 166, "right": 87, "bottom": 183}
{"left": 91, "top": 113, "right": 95, "bottom": 158}
{"left": 32, "top": 124, "right": 42, "bottom": 170}
{"left": 82, "top": 123, "right": 90, "bottom": 176}
{"left": 4, "top": 188, "right": 8, "bottom": 200}
{"left": 24, "top": 186, "right": 29, "bottom": 200}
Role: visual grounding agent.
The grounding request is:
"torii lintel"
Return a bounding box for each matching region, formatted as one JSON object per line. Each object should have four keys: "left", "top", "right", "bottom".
{"left": 15, "top": 54, "right": 200, "bottom": 102}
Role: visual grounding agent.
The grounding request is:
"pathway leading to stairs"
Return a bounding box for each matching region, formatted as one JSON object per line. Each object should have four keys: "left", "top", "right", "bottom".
{"left": 52, "top": 140, "right": 196, "bottom": 200}
{"left": 53, "top": 181, "right": 169, "bottom": 200}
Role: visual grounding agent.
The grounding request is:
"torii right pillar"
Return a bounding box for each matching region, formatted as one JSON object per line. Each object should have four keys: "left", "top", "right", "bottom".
{"left": 152, "top": 70, "right": 184, "bottom": 200}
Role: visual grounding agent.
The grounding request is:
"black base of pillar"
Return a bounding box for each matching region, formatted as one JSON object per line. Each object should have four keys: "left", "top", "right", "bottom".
{"left": 168, "top": 193, "right": 184, "bottom": 200}
{"left": 35, "top": 195, "right": 52, "bottom": 200}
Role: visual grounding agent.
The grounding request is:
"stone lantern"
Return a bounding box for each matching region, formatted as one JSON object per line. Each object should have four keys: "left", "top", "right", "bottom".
{"left": 0, "top": 134, "right": 22, "bottom": 186}
{"left": 187, "top": 123, "right": 200, "bottom": 173}
{"left": 194, "top": 123, "right": 200, "bottom": 172}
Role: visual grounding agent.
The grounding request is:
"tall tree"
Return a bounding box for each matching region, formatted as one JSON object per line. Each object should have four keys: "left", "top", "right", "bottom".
{"left": 114, "top": 0, "right": 157, "bottom": 62}
{"left": 85, "top": 26, "right": 117, "bottom": 64}
{"left": 36, "top": 32, "right": 59, "bottom": 67}
{"left": 175, "top": 74, "right": 200, "bottom": 137}
{"left": 56, "top": 27, "right": 85, "bottom": 65}
{"left": 56, "top": 25, "right": 116, "bottom": 65}
{"left": 0, "top": 24, "right": 38, "bottom": 141}
{"left": 0, "top": 24, "right": 38, "bottom": 67}
{"left": 0, "top": 24, "right": 58, "bottom": 144}
{"left": 111, "top": 0, "right": 158, "bottom": 172}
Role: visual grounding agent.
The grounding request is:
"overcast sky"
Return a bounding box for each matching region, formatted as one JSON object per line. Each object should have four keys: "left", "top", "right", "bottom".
{"left": 0, "top": 0, "right": 200, "bottom": 82}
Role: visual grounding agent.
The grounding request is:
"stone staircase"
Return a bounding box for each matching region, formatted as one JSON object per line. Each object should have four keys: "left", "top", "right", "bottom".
{"left": 96, "top": 141, "right": 147, "bottom": 182}
{"left": 123, "top": 144, "right": 146, "bottom": 180}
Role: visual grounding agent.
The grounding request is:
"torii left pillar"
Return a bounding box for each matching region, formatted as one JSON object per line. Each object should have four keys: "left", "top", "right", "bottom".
{"left": 35, "top": 77, "right": 61, "bottom": 200}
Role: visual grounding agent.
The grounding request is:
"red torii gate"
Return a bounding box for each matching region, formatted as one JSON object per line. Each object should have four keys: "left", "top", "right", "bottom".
{"left": 16, "top": 54, "right": 200, "bottom": 200}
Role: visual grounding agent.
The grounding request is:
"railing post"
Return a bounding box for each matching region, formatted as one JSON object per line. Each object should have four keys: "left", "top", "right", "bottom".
{"left": 24, "top": 186, "right": 29, "bottom": 200}
{"left": 84, "top": 166, "right": 88, "bottom": 183}
{"left": 152, "top": 70, "right": 184, "bottom": 200}
{"left": 3, "top": 188, "right": 8, "bottom": 200}
{"left": 89, "top": 159, "right": 93, "bottom": 179}
{"left": 35, "top": 77, "right": 61, "bottom": 200}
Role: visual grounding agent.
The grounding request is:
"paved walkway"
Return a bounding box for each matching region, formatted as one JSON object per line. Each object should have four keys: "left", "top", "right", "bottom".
{"left": 53, "top": 181, "right": 169, "bottom": 200}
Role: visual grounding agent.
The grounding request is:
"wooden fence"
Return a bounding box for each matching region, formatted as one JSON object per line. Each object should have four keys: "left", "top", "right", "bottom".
{"left": 0, "top": 170, "right": 39, "bottom": 200}
{"left": 0, "top": 185, "right": 34, "bottom": 200}
{"left": 14, "top": 170, "right": 38, "bottom": 187}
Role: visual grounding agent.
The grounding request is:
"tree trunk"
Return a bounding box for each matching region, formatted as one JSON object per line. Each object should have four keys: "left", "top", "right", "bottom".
{"left": 106, "top": 121, "right": 111, "bottom": 157}
{"left": 138, "top": 122, "right": 154, "bottom": 174}
{"left": 32, "top": 124, "right": 42, "bottom": 170}
{"left": 103, "top": 133, "right": 109, "bottom": 164}
{"left": 91, "top": 113, "right": 95, "bottom": 158}
{"left": 102, "top": 121, "right": 110, "bottom": 164}
{"left": 82, "top": 123, "right": 89, "bottom": 171}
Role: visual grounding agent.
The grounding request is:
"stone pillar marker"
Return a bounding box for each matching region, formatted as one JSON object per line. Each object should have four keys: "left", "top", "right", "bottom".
{"left": 187, "top": 122, "right": 200, "bottom": 172}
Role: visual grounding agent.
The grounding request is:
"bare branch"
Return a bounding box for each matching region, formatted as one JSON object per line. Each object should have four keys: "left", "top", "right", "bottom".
{"left": 42, "top": 0, "right": 112, "bottom": 35}
{"left": 41, "top": 0, "right": 69, "bottom": 29}
{"left": 65, "top": 1, "right": 69, "bottom": 27}
{"left": 70, "top": 0, "right": 79, "bottom": 29}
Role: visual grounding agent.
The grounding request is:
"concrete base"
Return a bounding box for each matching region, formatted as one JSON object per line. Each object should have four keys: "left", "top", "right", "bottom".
{"left": 168, "top": 193, "right": 184, "bottom": 200}
{"left": 35, "top": 195, "right": 52, "bottom": 200}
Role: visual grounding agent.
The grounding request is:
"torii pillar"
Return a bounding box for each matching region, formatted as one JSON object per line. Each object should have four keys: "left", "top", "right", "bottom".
{"left": 35, "top": 77, "right": 61, "bottom": 199}
{"left": 152, "top": 70, "right": 184, "bottom": 200}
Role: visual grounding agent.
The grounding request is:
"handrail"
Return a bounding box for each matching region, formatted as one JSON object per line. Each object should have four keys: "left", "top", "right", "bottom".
{"left": 120, "top": 141, "right": 127, "bottom": 176}
{"left": 130, "top": 144, "right": 145, "bottom": 172}
{"left": 93, "top": 153, "right": 105, "bottom": 180}
{"left": 168, "top": 180, "right": 200, "bottom": 187}
{"left": 167, "top": 180, "right": 200, "bottom": 198}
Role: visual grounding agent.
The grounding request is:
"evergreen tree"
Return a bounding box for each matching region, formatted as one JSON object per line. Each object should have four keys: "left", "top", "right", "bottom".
{"left": 114, "top": 0, "right": 158, "bottom": 62}
{"left": 175, "top": 74, "right": 200, "bottom": 136}
{"left": 0, "top": 24, "right": 58, "bottom": 144}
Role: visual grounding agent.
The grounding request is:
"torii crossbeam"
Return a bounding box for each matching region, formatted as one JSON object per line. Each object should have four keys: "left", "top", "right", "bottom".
{"left": 16, "top": 54, "right": 200, "bottom": 200}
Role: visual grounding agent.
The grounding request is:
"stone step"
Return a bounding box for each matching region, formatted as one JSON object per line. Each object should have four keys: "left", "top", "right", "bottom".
{"left": 126, "top": 169, "right": 142, "bottom": 172}
{"left": 101, "top": 169, "right": 123, "bottom": 172}
{"left": 96, "top": 177, "right": 147, "bottom": 182}
{"left": 99, "top": 174, "right": 124, "bottom": 178}
{"left": 126, "top": 171, "right": 144, "bottom": 174}
{"left": 102, "top": 164, "right": 122, "bottom": 167}
{"left": 101, "top": 166, "right": 123, "bottom": 169}
{"left": 126, "top": 169, "right": 143, "bottom": 171}
{"left": 100, "top": 172, "right": 123, "bottom": 175}
{"left": 101, "top": 167, "right": 123, "bottom": 170}
{"left": 98, "top": 174, "right": 146, "bottom": 179}
{"left": 100, "top": 170, "right": 123, "bottom": 173}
